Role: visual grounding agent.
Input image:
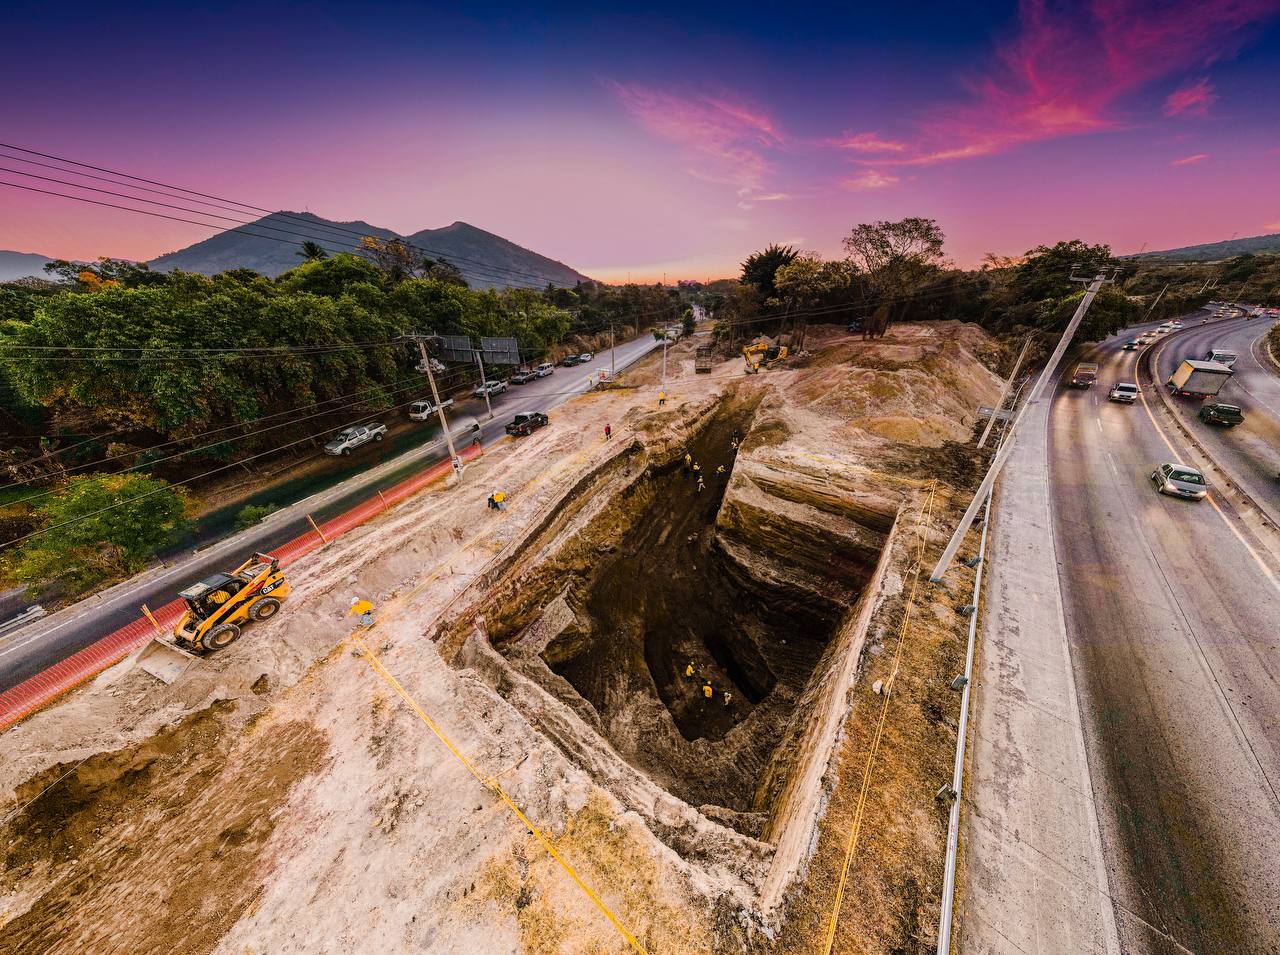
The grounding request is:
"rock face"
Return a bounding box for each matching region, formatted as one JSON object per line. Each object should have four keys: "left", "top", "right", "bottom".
{"left": 715, "top": 455, "right": 894, "bottom": 628}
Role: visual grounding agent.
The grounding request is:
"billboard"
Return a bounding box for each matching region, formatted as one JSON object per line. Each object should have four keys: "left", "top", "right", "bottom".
{"left": 480, "top": 336, "right": 521, "bottom": 366}
{"left": 438, "top": 335, "right": 474, "bottom": 363}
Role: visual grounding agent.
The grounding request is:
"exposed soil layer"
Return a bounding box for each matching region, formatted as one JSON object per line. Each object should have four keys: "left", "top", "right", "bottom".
{"left": 485, "top": 398, "right": 888, "bottom": 819}
{"left": 0, "top": 702, "right": 327, "bottom": 955}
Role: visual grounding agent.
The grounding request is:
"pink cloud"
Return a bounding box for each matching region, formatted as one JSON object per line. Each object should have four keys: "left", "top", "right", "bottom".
{"left": 842, "top": 170, "right": 900, "bottom": 191}
{"left": 826, "top": 132, "right": 908, "bottom": 153}
{"left": 874, "top": 0, "right": 1279, "bottom": 166}
{"left": 605, "top": 81, "right": 786, "bottom": 190}
{"left": 1164, "top": 77, "right": 1218, "bottom": 116}
{"left": 1172, "top": 153, "right": 1209, "bottom": 164}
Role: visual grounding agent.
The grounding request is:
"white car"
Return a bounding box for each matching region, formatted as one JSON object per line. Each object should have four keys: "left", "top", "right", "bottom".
{"left": 1108, "top": 382, "right": 1140, "bottom": 403}
{"left": 534, "top": 362, "right": 554, "bottom": 378}
{"left": 472, "top": 380, "right": 508, "bottom": 398}
{"left": 1150, "top": 462, "right": 1207, "bottom": 500}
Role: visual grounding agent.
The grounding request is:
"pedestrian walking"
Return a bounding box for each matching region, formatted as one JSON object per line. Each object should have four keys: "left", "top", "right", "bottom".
{"left": 604, "top": 423, "right": 612, "bottom": 440}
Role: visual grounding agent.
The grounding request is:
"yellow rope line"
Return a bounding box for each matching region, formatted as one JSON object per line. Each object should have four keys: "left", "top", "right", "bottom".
{"left": 352, "top": 632, "right": 648, "bottom": 953}
{"left": 821, "top": 482, "right": 939, "bottom": 955}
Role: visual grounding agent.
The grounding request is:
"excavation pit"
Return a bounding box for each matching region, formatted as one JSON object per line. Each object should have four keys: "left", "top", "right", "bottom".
{"left": 461, "top": 397, "right": 896, "bottom": 843}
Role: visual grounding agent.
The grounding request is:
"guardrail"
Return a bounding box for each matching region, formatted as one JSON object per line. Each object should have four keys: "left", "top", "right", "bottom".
{"left": 0, "top": 442, "right": 483, "bottom": 732}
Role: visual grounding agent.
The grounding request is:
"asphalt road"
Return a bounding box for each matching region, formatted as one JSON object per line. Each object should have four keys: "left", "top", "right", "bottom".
{"left": 1049, "top": 310, "right": 1280, "bottom": 953}
{"left": 1151, "top": 314, "right": 1280, "bottom": 517}
{"left": 0, "top": 333, "right": 662, "bottom": 692}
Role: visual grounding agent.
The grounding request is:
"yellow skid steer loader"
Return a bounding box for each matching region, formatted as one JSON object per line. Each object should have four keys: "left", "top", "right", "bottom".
{"left": 136, "top": 552, "right": 290, "bottom": 683}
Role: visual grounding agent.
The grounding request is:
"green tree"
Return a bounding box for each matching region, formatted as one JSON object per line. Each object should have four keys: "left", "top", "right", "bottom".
{"left": 681, "top": 306, "right": 696, "bottom": 338}
{"left": 842, "top": 218, "right": 946, "bottom": 336}
{"left": 1013, "top": 240, "right": 1114, "bottom": 303}
{"left": 8, "top": 474, "right": 189, "bottom": 588}
{"left": 740, "top": 244, "right": 798, "bottom": 299}
{"left": 1037, "top": 285, "right": 1138, "bottom": 341}
{"left": 296, "top": 240, "right": 329, "bottom": 262}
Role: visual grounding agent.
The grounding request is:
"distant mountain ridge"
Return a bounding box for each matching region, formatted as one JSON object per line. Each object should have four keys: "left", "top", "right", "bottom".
{"left": 148, "top": 212, "right": 590, "bottom": 289}
{"left": 1127, "top": 232, "right": 1280, "bottom": 262}
{"left": 0, "top": 250, "right": 53, "bottom": 282}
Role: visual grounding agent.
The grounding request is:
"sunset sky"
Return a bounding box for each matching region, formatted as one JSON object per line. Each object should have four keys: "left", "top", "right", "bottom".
{"left": 3, "top": 0, "right": 1279, "bottom": 281}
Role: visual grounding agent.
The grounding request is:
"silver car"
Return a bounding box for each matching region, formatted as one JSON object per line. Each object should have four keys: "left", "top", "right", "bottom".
{"left": 1150, "top": 462, "right": 1207, "bottom": 500}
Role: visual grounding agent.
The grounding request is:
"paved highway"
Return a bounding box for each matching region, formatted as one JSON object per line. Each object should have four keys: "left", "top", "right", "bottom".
{"left": 1151, "top": 313, "right": 1280, "bottom": 518}
{"left": 0, "top": 334, "right": 661, "bottom": 693}
{"left": 1048, "top": 310, "right": 1280, "bottom": 953}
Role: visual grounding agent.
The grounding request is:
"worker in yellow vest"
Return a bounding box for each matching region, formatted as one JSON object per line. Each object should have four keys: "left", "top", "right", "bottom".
{"left": 659, "top": 390, "right": 667, "bottom": 407}
{"left": 348, "top": 597, "right": 375, "bottom": 627}
{"left": 702, "top": 681, "right": 713, "bottom": 699}
{"left": 684, "top": 662, "right": 695, "bottom": 679}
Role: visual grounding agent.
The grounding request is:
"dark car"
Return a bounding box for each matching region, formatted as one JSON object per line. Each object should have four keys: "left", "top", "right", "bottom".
{"left": 1199, "top": 403, "right": 1244, "bottom": 427}
{"left": 510, "top": 370, "right": 534, "bottom": 385}
{"left": 1121, "top": 340, "right": 1141, "bottom": 351}
{"left": 505, "top": 411, "right": 549, "bottom": 436}
{"left": 560, "top": 355, "right": 581, "bottom": 367}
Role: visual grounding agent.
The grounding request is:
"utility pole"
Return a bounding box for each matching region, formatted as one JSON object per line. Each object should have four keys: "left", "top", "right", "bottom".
{"left": 661, "top": 332, "right": 668, "bottom": 385}
{"left": 610, "top": 321, "right": 616, "bottom": 380}
{"left": 1140, "top": 282, "right": 1169, "bottom": 323}
{"left": 930, "top": 267, "right": 1119, "bottom": 582}
{"left": 474, "top": 347, "right": 494, "bottom": 420}
{"left": 415, "top": 337, "right": 462, "bottom": 479}
{"left": 977, "top": 334, "right": 1033, "bottom": 449}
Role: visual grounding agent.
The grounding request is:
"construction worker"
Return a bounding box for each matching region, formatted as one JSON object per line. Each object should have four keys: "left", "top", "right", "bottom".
{"left": 692, "top": 462, "right": 701, "bottom": 475}
{"left": 730, "top": 437, "right": 739, "bottom": 452}
{"left": 723, "top": 690, "right": 733, "bottom": 707}
{"left": 716, "top": 464, "right": 725, "bottom": 476}
{"left": 489, "top": 490, "right": 507, "bottom": 512}
{"left": 683, "top": 452, "right": 692, "bottom": 479}
{"left": 659, "top": 390, "right": 667, "bottom": 407}
{"left": 684, "top": 661, "right": 695, "bottom": 679}
{"left": 702, "top": 681, "right": 714, "bottom": 699}
{"left": 697, "top": 476, "right": 706, "bottom": 493}
{"left": 604, "top": 422, "right": 612, "bottom": 440}
{"left": 349, "top": 597, "right": 375, "bottom": 627}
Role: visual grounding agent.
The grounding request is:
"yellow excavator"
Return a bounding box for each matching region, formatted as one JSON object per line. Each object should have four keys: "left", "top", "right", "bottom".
{"left": 136, "top": 552, "right": 290, "bottom": 683}
{"left": 743, "top": 338, "right": 789, "bottom": 373}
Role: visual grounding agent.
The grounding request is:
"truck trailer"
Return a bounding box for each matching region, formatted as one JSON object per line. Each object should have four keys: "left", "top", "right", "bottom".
{"left": 1167, "top": 359, "right": 1233, "bottom": 398}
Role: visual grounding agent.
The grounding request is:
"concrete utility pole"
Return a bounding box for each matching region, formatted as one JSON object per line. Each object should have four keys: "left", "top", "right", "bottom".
{"left": 610, "top": 321, "right": 616, "bottom": 380}
{"left": 415, "top": 338, "right": 462, "bottom": 479}
{"left": 474, "top": 348, "right": 494, "bottom": 420}
{"left": 930, "top": 267, "right": 1119, "bottom": 582}
{"left": 977, "top": 334, "right": 1033, "bottom": 449}
{"left": 1140, "top": 282, "right": 1169, "bottom": 324}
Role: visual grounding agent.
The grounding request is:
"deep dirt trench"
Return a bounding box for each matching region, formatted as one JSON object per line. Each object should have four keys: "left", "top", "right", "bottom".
{"left": 481, "top": 398, "right": 888, "bottom": 822}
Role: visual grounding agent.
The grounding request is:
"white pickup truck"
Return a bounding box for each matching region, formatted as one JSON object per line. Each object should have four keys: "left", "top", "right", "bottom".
{"left": 407, "top": 398, "right": 454, "bottom": 421}
{"left": 324, "top": 423, "right": 387, "bottom": 456}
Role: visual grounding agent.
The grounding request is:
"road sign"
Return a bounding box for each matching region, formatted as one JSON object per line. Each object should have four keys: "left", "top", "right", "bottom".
{"left": 438, "top": 335, "right": 473, "bottom": 362}
{"left": 977, "top": 405, "right": 1014, "bottom": 421}
{"left": 481, "top": 336, "right": 521, "bottom": 366}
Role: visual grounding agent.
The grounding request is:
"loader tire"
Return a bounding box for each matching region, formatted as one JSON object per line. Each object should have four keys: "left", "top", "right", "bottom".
{"left": 249, "top": 597, "right": 281, "bottom": 621}
{"left": 200, "top": 623, "right": 241, "bottom": 653}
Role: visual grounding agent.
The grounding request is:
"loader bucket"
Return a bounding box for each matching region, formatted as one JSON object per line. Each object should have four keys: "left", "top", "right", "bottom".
{"left": 135, "top": 638, "right": 199, "bottom": 684}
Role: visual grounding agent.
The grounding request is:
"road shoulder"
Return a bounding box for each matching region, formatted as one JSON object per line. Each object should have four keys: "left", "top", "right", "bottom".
{"left": 958, "top": 393, "right": 1120, "bottom": 955}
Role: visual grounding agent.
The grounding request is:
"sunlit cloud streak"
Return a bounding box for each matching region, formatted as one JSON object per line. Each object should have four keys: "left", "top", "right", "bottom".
{"left": 1164, "top": 77, "right": 1218, "bottom": 116}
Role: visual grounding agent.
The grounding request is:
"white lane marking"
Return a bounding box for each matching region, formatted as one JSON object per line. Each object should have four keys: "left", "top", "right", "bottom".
{"left": 1096, "top": 418, "right": 1103, "bottom": 434}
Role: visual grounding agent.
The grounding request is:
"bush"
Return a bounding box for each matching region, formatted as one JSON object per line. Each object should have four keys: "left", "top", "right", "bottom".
{"left": 234, "top": 502, "right": 280, "bottom": 531}
{"left": 8, "top": 473, "right": 190, "bottom": 590}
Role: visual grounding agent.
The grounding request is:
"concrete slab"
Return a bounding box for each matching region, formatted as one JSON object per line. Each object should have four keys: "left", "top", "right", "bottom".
{"left": 958, "top": 396, "right": 1121, "bottom": 955}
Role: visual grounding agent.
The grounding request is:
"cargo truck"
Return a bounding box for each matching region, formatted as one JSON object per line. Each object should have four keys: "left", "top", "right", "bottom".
{"left": 695, "top": 344, "right": 713, "bottom": 373}
{"left": 1167, "top": 359, "right": 1233, "bottom": 398}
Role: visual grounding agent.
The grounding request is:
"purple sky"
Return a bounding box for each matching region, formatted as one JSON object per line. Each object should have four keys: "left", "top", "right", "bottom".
{"left": 2, "top": 1, "right": 1279, "bottom": 281}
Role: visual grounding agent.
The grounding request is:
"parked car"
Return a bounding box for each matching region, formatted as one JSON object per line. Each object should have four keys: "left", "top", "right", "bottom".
{"left": 1122, "top": 340, "right": 1141, "bottom": 351}
{"left": 578, "top": 352, "right": 595, "bottom": 363}
{"left": 407, "top": 398, "right": 454, "bottom": 421}
{"left": 324, "top": 423, "right": 387, "bottom": 456}
{"left": 472, "top": 380, "right": 508, "bottom": 398}
{"left": 510, "top": 369, "right": 535, "bottom": 385}
{"left": 1108, "top": 382, "right": 1140, "bottom": 403}
{"left": 1199, "top": 403, "right": 1244, "bottom": 427}
{"left": 505, "top": 411, "right": 549, "bottom": 436}
{"left": 535, "top": 362, "right": 555, "bottom": 377}
{"left": 1150, "top": 462, "right": 1208, "bottom": 500}
{"left": 560, "top": 355, "right": 582, "bottom": 367}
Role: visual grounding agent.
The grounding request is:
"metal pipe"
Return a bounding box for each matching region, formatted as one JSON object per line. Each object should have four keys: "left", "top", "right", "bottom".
{"left": 935, "top": 485, "right": 992, "bottom": 955}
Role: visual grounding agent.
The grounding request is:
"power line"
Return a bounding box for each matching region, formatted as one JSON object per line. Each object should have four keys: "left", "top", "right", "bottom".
{"left": 0, "top": 144, "right": 574, "bottom": 290}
